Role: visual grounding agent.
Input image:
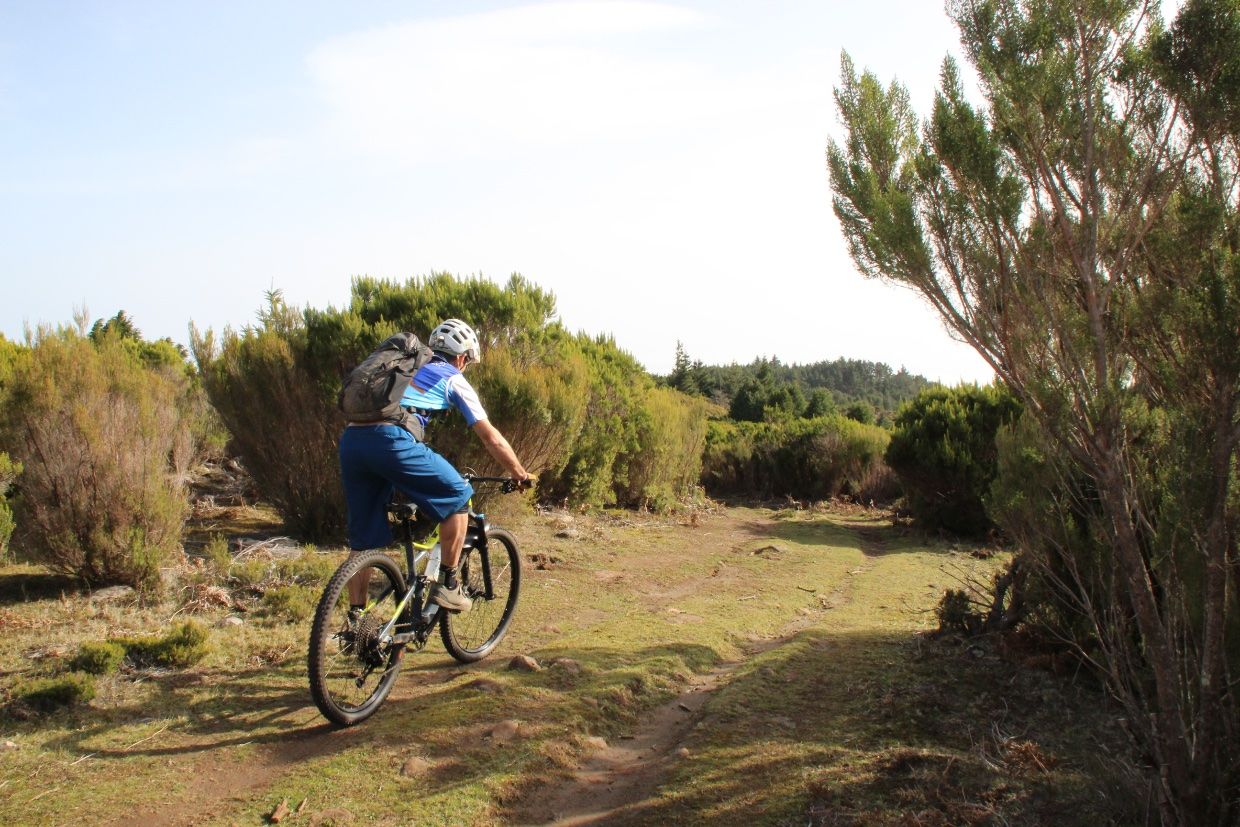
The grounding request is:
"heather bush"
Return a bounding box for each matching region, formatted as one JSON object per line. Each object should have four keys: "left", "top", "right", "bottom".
{"left": 71, "top": 641, "right": 126, "bottom": 675}
{"left": 113, "top": 621, "right": 210, "bottom": 669}
{"left": 192, "top": 295, "right": 345, "bottom": 541}
{"left": 885, "top": 384, "right": 1021, "bottom": 536}
{"left": 616, "top": 386, "right": 713, "bottom": 510}
{"left": 0, "top": 328, "right": 193, "bottom": 592}
{"left": 703, "top": 415, "right": 894, "bottom": 502}
{"left": 14, "top": 673, "right": 96, "bottom": 713}
{"left": 195, "top": 275, "right": 710, "bottom": 536}
{"left": 0, "top": 452, "right": 19, "bottom": 562}
{"left": 260, "top": 585, "right": 318, "bottom": 622}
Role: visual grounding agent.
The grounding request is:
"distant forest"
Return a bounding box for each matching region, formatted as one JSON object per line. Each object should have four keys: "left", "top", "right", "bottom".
{"left": 661, "top": 343, "right": 935, "bottom": 425}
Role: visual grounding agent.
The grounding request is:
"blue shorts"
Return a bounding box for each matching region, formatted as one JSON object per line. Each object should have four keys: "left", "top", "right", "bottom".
{"left": 338, "top": 425, "right": 474, "bottom": 550}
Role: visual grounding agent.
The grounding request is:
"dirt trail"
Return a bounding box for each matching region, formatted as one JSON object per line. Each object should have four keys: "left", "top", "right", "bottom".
{"left": 514, "top": 518, "right": 881, "bottom": 826}
{"left": 12, "top": 507, "right": 884, "bottom": 826}
{"left": 514, "top": 664, "right": 730, "bottom": 827}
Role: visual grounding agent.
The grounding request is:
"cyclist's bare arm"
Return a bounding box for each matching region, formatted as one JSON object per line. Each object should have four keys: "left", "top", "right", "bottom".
{"left": 472, "top": 419, "right": 530, "bottom": 482}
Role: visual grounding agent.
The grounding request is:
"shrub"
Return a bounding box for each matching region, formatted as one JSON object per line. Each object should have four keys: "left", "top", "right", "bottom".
{"left": 71, "top": 641, "right": 126, "bottom": 675}
{"left": 261, "top": 585, "right": 317, "bottom": 622}
{"left": 539, "top": 334, "right": 712, "bottom": 509}
{"left": 703, "top": 415, "right": 895, "bottom": 502}
{"left": 0, "top": 327, "right": 193, "bottom": 591}
{"left": 0, "top": 451, "right": 19, "bottom": 562}
{"left": 202, "top": 534, "right": 231, "bottom": 574}
{"left": 15, "top": 673, "right": 96, "bottom": 712}
{"left": 194, "top": 276, "right": 711, "bottom": 532}
{"left": 935, "top": 589, "right": 981, "bottom": 635}
{"left": 194, "top": 277, "right": 593, "bottom": 538}
{"left": 616, "top": 386, "right": 713, "bottom": 510}
{"left": 114, "top": 621, "right": 210, "bottom": 669}
{"left": 885, "top": 384, "right": 1021, "bottom": 536}
{"left": 275, "top": 550, "right": 337, "bottom": 585}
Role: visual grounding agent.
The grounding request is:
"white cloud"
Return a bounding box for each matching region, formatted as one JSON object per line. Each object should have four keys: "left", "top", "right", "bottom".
{"left": 307, "top": 2, "right": 725, "bottom": 161}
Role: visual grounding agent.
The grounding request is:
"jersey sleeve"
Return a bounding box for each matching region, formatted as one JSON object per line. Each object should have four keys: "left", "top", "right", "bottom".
{"left": 445, "top": 374, "right": 488, "bottom": 426}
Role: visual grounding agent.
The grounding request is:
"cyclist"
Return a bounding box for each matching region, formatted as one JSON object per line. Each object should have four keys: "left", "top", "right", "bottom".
{"left": 339, "top": 318, "right": 532, "bottom": 613}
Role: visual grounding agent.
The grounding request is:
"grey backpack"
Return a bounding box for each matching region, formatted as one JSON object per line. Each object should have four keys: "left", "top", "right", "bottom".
{"left": 338, "top": 333, "right": 433, "bottom": 438}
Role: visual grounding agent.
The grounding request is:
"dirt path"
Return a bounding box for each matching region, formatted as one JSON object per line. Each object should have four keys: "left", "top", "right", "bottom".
{"left": 514, "top": 663, "right": 731, "bottom": 826}
{"left": 513, "top": 517, "right": 883, "bottom": 826}
{"left": 5, "top": 505, "right": 982, "bottom": 826}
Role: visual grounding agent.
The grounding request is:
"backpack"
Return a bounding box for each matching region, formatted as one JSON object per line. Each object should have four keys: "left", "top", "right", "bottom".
{"left": 338, "top": 333, "right": 434, "bottom": 439}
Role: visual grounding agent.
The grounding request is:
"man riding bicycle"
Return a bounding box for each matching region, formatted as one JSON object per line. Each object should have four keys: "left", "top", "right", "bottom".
{"left": 339, "top": 318, "right": 531, "bottom": 613}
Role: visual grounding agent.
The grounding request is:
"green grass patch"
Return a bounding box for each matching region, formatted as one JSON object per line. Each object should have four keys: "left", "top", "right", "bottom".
{"left": 113, "top": 620, "right": 210, "bottom": 668}
{"left": 260, "top": 584, "right": 317, "bottom": 622}
{"left": 0, "top": 506, "right": 1139, "bottom": 826}
{"left": 13, "top": 672, "right": 96, "bottom": 712}
{"left": 70, "top": 640, "right": 126, "bottom": 675}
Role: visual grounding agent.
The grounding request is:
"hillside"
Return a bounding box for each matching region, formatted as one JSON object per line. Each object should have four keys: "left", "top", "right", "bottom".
{"left": 665, "top": 347, "right": 935, "bottom": 424}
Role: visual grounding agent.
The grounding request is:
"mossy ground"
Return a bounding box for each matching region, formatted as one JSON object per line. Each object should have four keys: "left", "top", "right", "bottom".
{"left": 0, "top": 503, "right": 1141, "bottom": 825}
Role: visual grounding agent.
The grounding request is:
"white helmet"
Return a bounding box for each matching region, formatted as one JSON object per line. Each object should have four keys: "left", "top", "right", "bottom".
{"left": 429, "top": 318, "right": 481, "bottom": 364}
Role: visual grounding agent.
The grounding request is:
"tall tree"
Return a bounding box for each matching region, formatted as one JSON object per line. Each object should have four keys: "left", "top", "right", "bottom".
{"left": 829, "top": 1, "right": 1240, "bottom": 823}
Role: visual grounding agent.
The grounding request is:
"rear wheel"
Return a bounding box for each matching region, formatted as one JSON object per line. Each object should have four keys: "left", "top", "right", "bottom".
{"left": 440, "top": 528, "right": 521, "bottom": 662}
{"left": 308, "top": 551, "right": 408, "bottom": 726}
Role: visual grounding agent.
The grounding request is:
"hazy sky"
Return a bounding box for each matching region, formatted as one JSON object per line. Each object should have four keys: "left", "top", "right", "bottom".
{"left": 1, "top": 1, "right": 1000, "bottom": 384}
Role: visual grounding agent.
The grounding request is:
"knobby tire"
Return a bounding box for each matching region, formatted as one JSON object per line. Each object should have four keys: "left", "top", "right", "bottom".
{"left": 308, "top": 550, "right": 407, "bottom": 726}
{"left": 440, "top": 527, "right": 522, "bottom": 662}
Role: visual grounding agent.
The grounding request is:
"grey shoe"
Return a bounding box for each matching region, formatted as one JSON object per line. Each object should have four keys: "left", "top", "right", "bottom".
{"left": 429, "top": 582, "right": 472, "bottom": 613}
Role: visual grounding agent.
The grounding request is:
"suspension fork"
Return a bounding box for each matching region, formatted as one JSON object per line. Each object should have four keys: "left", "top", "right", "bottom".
{"left": 469, "top": 512, "right": 495, "bottom": 600}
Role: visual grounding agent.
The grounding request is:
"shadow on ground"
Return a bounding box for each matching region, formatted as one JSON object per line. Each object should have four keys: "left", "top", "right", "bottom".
{"left": 502, "top": 625, "right": 1145, "bottom": 827}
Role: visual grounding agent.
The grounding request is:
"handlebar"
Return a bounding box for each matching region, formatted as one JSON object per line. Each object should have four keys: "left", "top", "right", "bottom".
{"left": 463, "top": 474, "right": 535, "bottom": 494}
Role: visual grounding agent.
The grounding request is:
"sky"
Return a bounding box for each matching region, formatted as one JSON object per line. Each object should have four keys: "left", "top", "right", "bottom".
{"left": 0, "top": 0, "right": 1000, "bottom": 385}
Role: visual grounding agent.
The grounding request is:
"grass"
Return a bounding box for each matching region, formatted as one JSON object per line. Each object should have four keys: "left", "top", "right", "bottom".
{"left": 0, "top": 503, "right": 1142, "bottom": 825}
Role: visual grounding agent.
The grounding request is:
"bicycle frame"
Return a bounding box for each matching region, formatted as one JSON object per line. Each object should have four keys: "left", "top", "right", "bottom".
{"left": 369, "top": 481, "right": 503, "bottom": 649}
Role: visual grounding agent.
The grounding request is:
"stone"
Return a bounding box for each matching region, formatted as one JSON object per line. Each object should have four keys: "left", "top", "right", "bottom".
{"left": 584, "top": 736, "right": 608, "bottom": 750}
{"left": 218, "top": 615, "right": 244, "bottom": 628}
{"left": 1, "top": 740, "right": 17, "bottom": 751}
{"left": 462, "top": 678, "right": 503, "bottom": 694}
{"left": 675, "top": 747, "right": 691, "bottom": 759}
{"left": 489, "top": 719, "right": 520, "bottom": 742}
{"left": 540, "top": 624, "right": 562, "bottom": 635}
{"left": 549, "top": 658, "right": 582, "bottom": 676}
{"left": 89, "top": 585, "right": 136, "bottom": 604}
{"left": 508, "top": 654, "right": 542, "bottom": 672}
{"left": 400, "top": 756, "right": 431, "bottom": 777}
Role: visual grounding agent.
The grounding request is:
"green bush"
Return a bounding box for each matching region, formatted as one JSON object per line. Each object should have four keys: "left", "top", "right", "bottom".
{"left": 935, "top": 589, "right": 981, "bottom": 635}
{"left": 885, "top": 384, "right": 1021, "bottom": 536}
{"left": 275, "top": 551, "right": 337, "bottom": 585}
{"left": 261, "top": 585, "right": 318, "bottom": 622}
{"left": 0, "top": 327, "right": 194, "bottom": 591}
{"left": 113, "top": 621, "right": 210, "bottom": 669}
{"left": 71, "top": 641, "right": 127, "bottom": 675}
{"left": 193, "top": 275, "right": 711, "bottom": 534}
{"left": 202, "top": 534, "right": 231, "bottom": 574}
{"left": 702, "top": 414, "right": 895, "bottom": 502}
{"left": 616, "top": 386, "right": 713, "bottom": 510}
{"left": 15, "top": 673, "right": 96, "bottom": 712}
{"left": 0, "top": 451, "right": 20, "bottom": 562}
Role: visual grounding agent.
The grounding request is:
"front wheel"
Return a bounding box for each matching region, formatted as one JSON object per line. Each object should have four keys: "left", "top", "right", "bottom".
{"left": 308, "top": 550, "right": 407, "bottom": 726}
{"left": 440, "top": 527, "right": 521, "bottom": 663}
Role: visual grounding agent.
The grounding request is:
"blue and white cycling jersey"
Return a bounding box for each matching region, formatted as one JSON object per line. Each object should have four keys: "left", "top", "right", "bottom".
{"left": 400, "top": 357, "right": 488, "bottom": 431}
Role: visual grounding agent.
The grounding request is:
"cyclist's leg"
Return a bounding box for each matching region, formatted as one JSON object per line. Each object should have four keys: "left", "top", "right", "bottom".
{"left": 439, "top": 511, "right": 468, "bottom": 568}
{"left": 378, "top": 435, "right": 473, "bottom": 534}
{"left": 338, "top": 426, "right": 396, "bottom": 606}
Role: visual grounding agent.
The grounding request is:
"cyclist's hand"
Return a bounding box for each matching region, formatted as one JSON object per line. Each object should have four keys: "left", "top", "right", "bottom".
{"left": 503, "top": 476, "right": 535, "bottom": 493}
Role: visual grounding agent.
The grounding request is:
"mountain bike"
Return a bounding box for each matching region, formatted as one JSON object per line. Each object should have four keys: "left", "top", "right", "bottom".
{"left": 308, "top": 476, "right": 524, "bottom": 726}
